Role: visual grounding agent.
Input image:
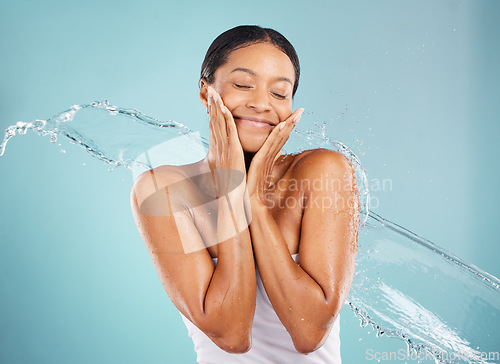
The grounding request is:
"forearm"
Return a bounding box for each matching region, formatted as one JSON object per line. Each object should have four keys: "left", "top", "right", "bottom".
{"left": 249, "top": 203, "right": 340, "bottom": 352}
{"left": 202, "top": 193, "right": 256, "bottom": 344}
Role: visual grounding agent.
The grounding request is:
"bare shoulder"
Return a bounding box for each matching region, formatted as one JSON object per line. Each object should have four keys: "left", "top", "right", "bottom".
{"left": 131, "top": 164, "right": 192, "bottom": 195}
{"left": 292, "top": 148, "right": 354, "bottom": 179}
{"left": 132, "top": 165, "right": 187, "bottom": 193}
{"left": 130, "top": 164, "right": 193, "bottom": 214}
{"left": 130, "top": 163, "right": 207, "bottom": 255}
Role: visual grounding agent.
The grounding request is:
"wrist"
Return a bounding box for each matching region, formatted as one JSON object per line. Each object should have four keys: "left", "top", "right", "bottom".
{"left": 226, "top": 179, "right": 247, "bottom": 204}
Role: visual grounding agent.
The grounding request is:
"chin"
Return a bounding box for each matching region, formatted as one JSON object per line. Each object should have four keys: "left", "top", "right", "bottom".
{"left": 239, "top": 134, "right": 268, "bottom": 153}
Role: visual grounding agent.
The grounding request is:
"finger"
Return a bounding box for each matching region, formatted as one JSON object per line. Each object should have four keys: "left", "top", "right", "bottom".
{"left": 208, "top": 109, "right": 216, "bottom": 158}
{"left": 209, "top": 86, "right": 227, "bottom": 143}
{"left": 249, "top": 107, "right": 304, "bottom": 181}
{"left": 264, "top": 108, "right": 304, "bottom": 161}
{"left": 208, "top": 87, "right": 222, "bottom": 166}
{"left": 210, "top": 87, "right": 225, "bottom": 153}
{"left": 273, "top": 150, "right": 283, "bottom": 164}
{"left": 276, "top": 108, "right": 304, "bottom": 145}
{"left": 263, "top": 120, "right": 290, "bottom": 156}
{"left": 214, "top": 91, "right": 232, "bottom": 136}
{"left": 207, "top": 89, "right": 216, "bottom": 153}
{"left": 284, "top": 107, "right": 305, "bottom": 124}
{"left": 254, "top": 122, "right": 284, "bottom": 162}
{"left": 219, "top": 100, "right": 239, "bottom": 147}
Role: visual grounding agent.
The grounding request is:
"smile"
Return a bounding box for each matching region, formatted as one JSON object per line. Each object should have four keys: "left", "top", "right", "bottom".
{"left": 234, "top": 117, "right": 274, "bottom": 129}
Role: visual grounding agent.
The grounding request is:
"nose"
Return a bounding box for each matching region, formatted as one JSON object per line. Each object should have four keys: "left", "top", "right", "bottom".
{"left": 246, "top": 88, "right": 271, "bottom": 112}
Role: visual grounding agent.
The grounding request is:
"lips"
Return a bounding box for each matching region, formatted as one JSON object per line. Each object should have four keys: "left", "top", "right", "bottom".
{"left": 234, "top": 116, "right": 275, "bottom": 128}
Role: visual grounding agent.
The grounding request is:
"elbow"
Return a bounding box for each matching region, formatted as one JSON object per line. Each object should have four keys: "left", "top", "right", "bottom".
{"left": 293, "top": 297, "right": 344, "bottom": 354}
{"left": 294, "top": 338, "right": 322, "bottom": 355}
{"left": 294, "top": 339, "right": 321, "bottom": 355}
{"left": 292, "top": 327, "right": 330, "bottom": 355}
{"left": 193, "top": 306, "right": 254, "bottom": 354}
{"left": 215, "top": 332, "right": 252, "bottom": 354}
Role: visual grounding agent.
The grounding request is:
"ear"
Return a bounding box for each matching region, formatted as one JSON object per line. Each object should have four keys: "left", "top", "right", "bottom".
{"left": 199, "top": 78, "right": 209, "bottom": 113}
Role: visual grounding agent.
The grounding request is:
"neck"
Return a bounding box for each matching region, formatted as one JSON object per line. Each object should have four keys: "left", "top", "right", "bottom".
{"left": 202, "top": 151, "right": 257, "bottom": 175}
{"left": 243, "top": 151, "right": 256, "bottom": 174}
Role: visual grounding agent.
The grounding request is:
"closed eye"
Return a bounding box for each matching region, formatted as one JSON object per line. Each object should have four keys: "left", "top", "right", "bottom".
{"left": 235, "top": 84, "right": 287, "bottom": 100}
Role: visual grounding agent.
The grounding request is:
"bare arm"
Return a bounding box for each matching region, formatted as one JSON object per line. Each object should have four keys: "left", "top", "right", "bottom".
{"left": 249, "top": 149, "right": 360, "bottom": 354}
{"left": 130, "top": 169, "right": 256, "bottom": 353}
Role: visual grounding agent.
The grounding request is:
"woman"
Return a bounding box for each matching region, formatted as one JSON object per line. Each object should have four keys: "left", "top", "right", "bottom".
{"left": 130, "top": 25, "right": 360, "bottom": 363}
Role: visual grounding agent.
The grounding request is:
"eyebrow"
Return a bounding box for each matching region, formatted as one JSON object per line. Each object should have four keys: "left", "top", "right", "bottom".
{"left": 230, "top": 67, "right": 293, "bottom": 86}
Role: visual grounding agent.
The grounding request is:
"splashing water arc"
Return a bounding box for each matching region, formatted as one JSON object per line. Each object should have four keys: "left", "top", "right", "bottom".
{"left": 1, "top": 101, "right": 499, "bottom": 364}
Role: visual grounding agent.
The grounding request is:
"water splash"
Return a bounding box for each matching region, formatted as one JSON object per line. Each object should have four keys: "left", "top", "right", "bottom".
{"left": 0, "top": 101, "right": 196, "bottom": 169}
{"left": 352, "top": 211, "right": 499, "bottom": 363}
{"left": 2, "top": 101, "right": 499, "bottom": 363}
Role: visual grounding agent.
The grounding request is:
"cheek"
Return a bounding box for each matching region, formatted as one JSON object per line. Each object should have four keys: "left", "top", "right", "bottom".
{"left": 217, "top": 89, "right": 242, "bottom": 109}
{"left": 277, "top": 104, "right": 293, "bottom": 121}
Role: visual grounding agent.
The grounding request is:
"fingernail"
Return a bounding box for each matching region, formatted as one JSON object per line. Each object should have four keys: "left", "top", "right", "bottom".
{"left": 279, "top": 121, "right": 286, "bottom": 130}
{"left": 294, "top": 108, "right": 304, "bottom": 123}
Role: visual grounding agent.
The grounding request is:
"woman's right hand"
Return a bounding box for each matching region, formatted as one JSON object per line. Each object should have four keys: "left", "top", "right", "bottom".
{"left": 206, "top": 86, "right": 246, "bottom": 199}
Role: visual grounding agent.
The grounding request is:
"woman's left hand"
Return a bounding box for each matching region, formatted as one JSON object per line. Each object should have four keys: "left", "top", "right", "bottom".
{"left": 246, "top": 108, "right": 304, "bottom": 208}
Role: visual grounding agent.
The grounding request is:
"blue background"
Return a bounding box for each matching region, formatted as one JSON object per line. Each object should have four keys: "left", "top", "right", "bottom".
{"left": 1, "top": 0, "right": 499, "bottom": 363}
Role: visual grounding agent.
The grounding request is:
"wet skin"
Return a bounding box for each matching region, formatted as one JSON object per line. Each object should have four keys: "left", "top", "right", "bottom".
{"left": 130, "top": 42, "right": 360, "bottom": 354}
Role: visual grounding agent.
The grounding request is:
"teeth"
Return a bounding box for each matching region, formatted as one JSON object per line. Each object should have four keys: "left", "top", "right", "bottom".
{"left": 235, "top": 117, "right": 272, "bottom": 126}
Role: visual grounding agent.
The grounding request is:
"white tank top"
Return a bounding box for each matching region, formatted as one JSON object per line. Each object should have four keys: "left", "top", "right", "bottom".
{"left": 179, "top": 253, "right": 342, "bottom": 363}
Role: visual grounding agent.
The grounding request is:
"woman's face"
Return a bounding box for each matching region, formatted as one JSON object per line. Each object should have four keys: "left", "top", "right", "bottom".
{"left": 200, "top": 42, "right": 296, "bottom": 153}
